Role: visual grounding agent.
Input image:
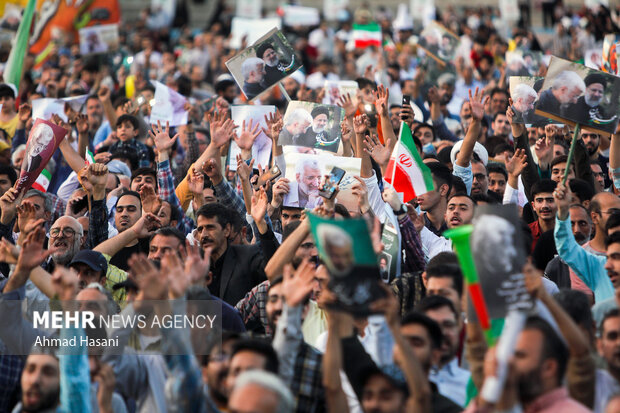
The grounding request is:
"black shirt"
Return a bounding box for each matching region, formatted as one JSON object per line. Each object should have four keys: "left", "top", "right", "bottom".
{"left": 110, "top": 238, "right": 150, "bottom": 271}
{"left": 208, "top": 248, "right": 228, "bottom": 299}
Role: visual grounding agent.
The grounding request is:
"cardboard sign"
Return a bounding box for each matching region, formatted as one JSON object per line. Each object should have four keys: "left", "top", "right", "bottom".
{"left": 230, "top": 17, "right": 282, "bottom": 50}
{"left": 229, "top": 105, "right": 275, "bottom": 171}
{"left": 307, "top": 213, "right": 385, "bottom": 315}
{"left": 78, "top": 23, "right": 119, "bottom": 55}
{"left": 236, "top": 0, "right": 262, "bottom": 19}
{"left": 279, "top": 100, "right": 343, "bottom": 153}
{"left": 535, "top": 56, "right": 620, "bottom": 135}
{"left": 281, "top": 5, "right": 320, "bottom": 27}
{"left": 31, "top": 95, "right": 89, "bottom": 122}
{"left": 416, "top": 21, "right": 459, "bottom": 66}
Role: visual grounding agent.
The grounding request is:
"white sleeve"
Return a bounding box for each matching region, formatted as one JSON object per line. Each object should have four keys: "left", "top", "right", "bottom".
{"left": 420, "top": 226, "right": 452, "bottom": 261}
{"left": 363, "top": 172, "right": 386, "bottom": 223}
{"left": 503, "top": 183, "right": 519, "bottom": 205}
{"left": 56, "top": 171, "right": 80, "bottom": 202}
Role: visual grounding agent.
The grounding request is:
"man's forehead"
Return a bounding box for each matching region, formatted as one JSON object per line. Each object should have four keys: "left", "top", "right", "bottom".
{"left": 133, "top": 174, "right": 154, "bottom": 181}
{"left": 151, "top": 233, "right": 181, "bottom": 246}
{"left": 53, "top": 217, "right": 79, "bottom": 229}
{"left": 602, "top": 315, "right": 620, "bottom": 333}
{"left": 489, "top": 172, "right": 505, "bottom": 180}
{"left": 117, "top": 194, "right": 140, "bottom": 206}
{"left": 26, "top": 354, "right": 58, "bottom": 369}
{"left": 448, "top": 197, "right": 473, "bottom": 207}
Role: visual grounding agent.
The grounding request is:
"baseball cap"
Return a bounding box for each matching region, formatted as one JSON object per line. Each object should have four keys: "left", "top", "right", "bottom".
{"left": 69, "top": 250, "right": 108, "bottom": 275}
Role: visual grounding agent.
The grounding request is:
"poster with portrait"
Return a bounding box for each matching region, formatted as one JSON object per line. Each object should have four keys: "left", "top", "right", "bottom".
{"left": 31, "top": 94, "right": 89, "bottom": 122}
{"left": 585, "top": 48, "right": 603, "bottom": 70}
{"left": 379, "top": 215, "right": 401, "bottom": 283}
{"left": 279, "top": 100, "right": 344, "bottom": 153}
{"left": 16, "top": 119, "right": 68, "bottom": 194}
{"left": 78, "top": 23, "right": 119, "bottom": 55}
{"left": 281, "top": 146, "right": 361, "bottom": 209}
{"left": 471, "top": 204, "right": 529, "bottom": 320}
{"left": 323, "top": 80, "right": 358, "bottom": 105}
{"left": 226, "top": 28, "right": 302, "bottom": 101}
{"left": 228, "top": 105, "right": 275, "bottom": 171}
{"left": 534, "top": 56, "right": 620, "bottom": 135}
{"left": 505, "top": 50, "right": 542, "bottom": 77}
{"left": 307, "top": 213, "right": 385, "bottom": 315}
{"left": 509, "top": 76, "right": 557, "bottom": 127}
{"left": 415, "top": 21, "right": 459, "bottom": 66}
{"left": 602, "top": 34, "right": 620, "bottom": 75}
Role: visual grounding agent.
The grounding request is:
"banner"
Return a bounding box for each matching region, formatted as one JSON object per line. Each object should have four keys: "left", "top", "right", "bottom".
{"left": 150, "top": 81, "right": 188, "bottom": 126}
{"left": 236, "top": 0, "right": 262, "bottom": 19}
{"left": 78, "top": 23, "right": 119, "bottom": 55}
{"left": 323, "top": 0, "right": 348, "bottom": 21}
{"left": 16, "top": 119, "right": 68, "bottom": 194}
{"left": 230, "top": 17, "right": 282, "bottom": 50}
{"left": 229, "top": 105, "right": 275, "bottom": 171}
{"left": 31, "top": 95, "right": 89, "bottom": 122}
{"left": 30, "top": 0, "right": 121, "bottom": 67}
{"left": 280, "top": 5, "right": 320, "bottom": 27}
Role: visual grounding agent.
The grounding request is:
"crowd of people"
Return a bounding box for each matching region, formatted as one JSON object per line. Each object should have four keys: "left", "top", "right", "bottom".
{"left": 0, "top": 1, "right": 619, "bottom": 413}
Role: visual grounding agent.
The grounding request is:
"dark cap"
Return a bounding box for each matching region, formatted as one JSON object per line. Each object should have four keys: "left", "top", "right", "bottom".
{"left": 69, "top": 250, "right": 108, "bottom": 275}
{"left": 584, "top": 73, "right": 607, "bottom": 88}
{"left": 311, "top": 106, "right": 329, "bottom": 118}
{"left": 256, "top": 42, "right": 275, "bottom": 59}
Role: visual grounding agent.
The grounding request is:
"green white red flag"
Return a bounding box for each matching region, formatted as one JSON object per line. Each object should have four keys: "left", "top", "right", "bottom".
{"left": 385, "top": 122, "right": 434, "bottom": 202}
{"left": 352, "top": 23, "right": 382, "bottom": 49}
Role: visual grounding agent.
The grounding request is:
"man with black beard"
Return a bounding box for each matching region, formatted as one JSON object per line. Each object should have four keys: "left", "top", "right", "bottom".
{"left": 567, "top": 73, "right": 615, "bottom": 126}
{"left": 256, "top": 42, "right": 295, "bottom": 87}
{"left": 300, "top": 106, "right": 339, "bottom": 152}
{"left": 510, "top": 316, "right": 589, "bottom": 412}
{"left": 581, "top": 129, "right": 610, "bottom": 189}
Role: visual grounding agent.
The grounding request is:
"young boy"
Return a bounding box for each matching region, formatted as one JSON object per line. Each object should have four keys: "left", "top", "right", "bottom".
{"left": 0, "top": 84, "right": 18, "bottom": 141}
{"left": 109, "top": 114, "right": 151, "bottom": 167}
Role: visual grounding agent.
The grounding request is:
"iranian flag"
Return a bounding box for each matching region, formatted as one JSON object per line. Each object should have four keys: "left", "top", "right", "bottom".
{"left": 31, "top": 169, "right": 51, "bottom": 192}
{"left": 352, "top": 23, "right": 382, "bottom": 48}
{"left": 385, "top": 122, "right": 434, "bottom": 202}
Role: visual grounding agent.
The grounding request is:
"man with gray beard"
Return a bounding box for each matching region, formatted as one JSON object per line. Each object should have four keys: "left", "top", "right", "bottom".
{"left": 567, "top": 73, "right": 614, "bottom": 125}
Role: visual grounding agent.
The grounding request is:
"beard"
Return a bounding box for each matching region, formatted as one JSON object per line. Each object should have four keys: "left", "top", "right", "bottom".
{"left": 574, "top": 232, "right": 589, "bottom": 245}
{"left": 52, "top": 238, "right": 81, "bottom": 265}
{"left": 265, "top": 58, "right": 279, "bottom": 67}
{"left": 585, "top": 95, "right": 602, "bottom": 107}
{"left": 312, "top": 125, "right": 325, "bottom": 133}
{"left": 22, "top": 383, "right": 60, "bottom": 413}
{"left": 516, "top": 366, "right": 544, "bottom": 405}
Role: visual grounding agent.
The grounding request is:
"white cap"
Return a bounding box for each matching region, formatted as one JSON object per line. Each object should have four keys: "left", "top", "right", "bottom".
{"left": 289, "top": 69, "right": 306, "bottom": 86}
{"left": 450, "top": 140, "right": 488, "bottom": 166}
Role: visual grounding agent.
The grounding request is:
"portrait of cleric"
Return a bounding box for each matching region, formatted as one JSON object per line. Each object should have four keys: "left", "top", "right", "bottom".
{"left": 535, "top": 57, "right": 620, "bottom": 134}
{"left": 279, "top": 101, "right": 343, "bottom": 153}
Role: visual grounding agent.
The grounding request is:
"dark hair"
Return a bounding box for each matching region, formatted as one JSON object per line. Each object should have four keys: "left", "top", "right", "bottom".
{"left": 268, "top": 276, "right": 283, "bottom": 293}
{"left": 472, "top": 192, "right": 499, "bottom": 205}
{"left": 196, "top": 203, "right": 230, "bottom": 228}
{"left": 0, "top": 84, "right": 15, "bottom": 99}
{"left": 82, "top": 58, "right": 99, "bottom": 73}
{"left": 479, "top": 54, "right": 494, "bottom": 66}
{"left": 487, "top": 163, "right": 508, "bottom": 181}
{"left": 415, "top": 295, "right": 459, "bottom": 322}
{"left": 447, "top": 192, "right": 475, "bottom": 206}
{"left": 425, "top": 252, "right": 463, "bottom": 297}
{"left": 131, "top": 167, "right": 157, "bottom": 183}
{"left": 0, "top": 164, "right": 17, "bottom": 185}
{"left": 334, "top": 203, "right": 351, "bottom": 218}
{"left": 116, "top": 190, "right": 142, "bottom": 208}
{"left": 605, "top": 231, "right": 620, "bottom": 249}
{"left": 86, "top": 95, "right": 101, "bottom": 105}
{"left": 553, "top": 289, "right": 593, "bottom": 331}
{"left": 113, "top": 96, "right": 130, "bottom": 110}
{"left": 413, "top": 123, "right": 435, "bottom": 143}
{"left": 139, "top": 84, "right": 156, "bottom": 94}
{"left": 215, "top": 79, "right": 235, "bottom": 94}
{"left": 606, "top": 212, "right": 620, "bottom": 234}
{"left": 600, "top": 308, "right": 620, "bottom": 336}
{"left": 231, "top": 339, "right": 279, "bottom": 374}
{"left": 116, "top": 114, "right": 139, "bottom": 130}
{"left": 151, "top": 226, "right": 185, "bottom": 246}
{"left": 550, "top": 155, "right": 569, "bottom": 171}
{"left": 492, "top": 111, "right": 507, "bottom": 122}
{"left": 175, "top": 75, "right": 192, "bottom": 97}
{"left": 400, "top": 311, "right": 443, "bottom": 350}
{"left": 355, "top": 78, "right": 377, "bottom": 91}
{"left": 568, "top": 179, "right": 594, "bottom": 204}
{"left": 524, "top": 316, "right": 568, "bottom": 385}
{"left": 491, "top": 143, "right": 514, "bottom": 158}
{"left": 490, "top": 87, "right": 509, "bottom": 100}
{"left": 282, "top": 221, "right": 302, "bottom": 241}
{"left": 451, "top": 176, "right": 467, "bottom": 194}
{"left": 531, "top": 179, "right": 557, "bottom": 198}
{"left": 427, "top": 162, "right": 453, "bottom": 195}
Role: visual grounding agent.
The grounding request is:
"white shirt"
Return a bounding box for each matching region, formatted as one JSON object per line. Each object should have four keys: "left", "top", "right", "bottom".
{"left": 429, "top": 358, "right": 471, "bottom": 407}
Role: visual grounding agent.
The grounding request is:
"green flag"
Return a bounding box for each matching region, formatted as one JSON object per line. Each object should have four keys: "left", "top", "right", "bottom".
{"left": 4, "top": 0, "right": 36, "bottom": 90}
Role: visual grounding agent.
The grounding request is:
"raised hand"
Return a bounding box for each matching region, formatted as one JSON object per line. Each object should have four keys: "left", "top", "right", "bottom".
{"left": 209, "top": 117, "right": 236, "bottom": 148}
{"left": 129, "top": 253, "right": 167, "bottom": 300}
{"left": 17, "top": 227, "right": 58, "bottom": 273}
{"left": 202, "top": 158, "right": 223, "bottom": 185}
{"left": 523, "top": 260, "right": 546, "bottom": 300}
{"left": 131, "top": 213, "right": 162, "bottom": 239}
{"left": 149, "top": 120, "right": 179, "bottom": 153}
{"left": 341, "top": 121, "right": 353, "bottom": 145}
{"left": 534, "top": 136, "right": 553, "bottom": 167}
{"left": 184, "top": 240, "right": 212, "bottom": 285}
{"left": 263, "top": 112, "right": 283, "bottom": 143}
{"left": 283, "top": 258, "right": 316, "bottom": 308}
{"left": 382, "top": 186, "right": 403, "bottom": 212}
{"left": 0, "top": 238, "right": 18, "bottom": 264}
{"left": 506, "top": 149, "right": 528, "bottom": 178}
{"left": 187, "top": 167, "right": 204, "bottom": 196}
{"left": 94, "top": 362, "right": 116, "bottom": 413}
{"left": 17, "top": 203, "right": 43, "bottom": 236}
{"left": 351, "top": 176, "right": 370, "bottom": 214}
{"left": 163, "top": 251, "right": 189, "bottom": 299}
{"left": 51, "top": 114, "right": 72, "bottom": 136}
{"left": 251, "top": 186, "right": 269, "bottom": 224}
{"left": 353, "top": 114, "right": 369, "bottom": 135}
{"left": 75, "top": 114, "right": 90, "bottom": 135}
{"left": 0, "top": 187, "right": 23, "bottom": 225}
{"left": 51, "top": 266, "right": 79, "bottom": 302}
{"left": 97, "top": 86, "right": 111, "bottom": 102}
{"left": 363, "top": 133, "right": 392, "bottom": 167}
{"left": 374, "top": 85, "right": 389, "bottom": 117}
{"left": 233, "top": 119, "right": 261, "bottom": 152}
{"left": 139, "top": 185, "right": 163, "bottom": 214}
{"left": 337, "top": 93, "right": 357, "bottom": 118}
{"left": 236, "top": 154, "right": 254, "bottom": 182}
{"left": 17, "top": 103, "right": 32, "bottom": 126}
{"left": 553, "top": 182, "right": 572, "bottom": 220}
{"left": 369, "top": 283, "right": 399, "bottom": 328}
{"left": 468, "top": 87, "right": 488, "bottom": 121}
{"left": 427, "top": 86, "right": 440, "bottom": 105}
{"left": 271, "top": 177, "right": 290, "bottom": 208}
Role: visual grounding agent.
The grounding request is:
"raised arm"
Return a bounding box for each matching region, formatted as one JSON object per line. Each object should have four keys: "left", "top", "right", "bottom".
{"left": 455, "top": 88, "right": 486, "bottom": 168}
{"left": 264, "top": 218, "right": 310, "bottom": 282}
{"left": 94, "top": 213, "right": 161, "bottom": 257}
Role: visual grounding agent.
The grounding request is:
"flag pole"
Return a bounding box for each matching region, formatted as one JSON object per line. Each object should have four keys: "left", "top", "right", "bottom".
{"left": 562, "top": 123, "right": 581, "bottom": 186}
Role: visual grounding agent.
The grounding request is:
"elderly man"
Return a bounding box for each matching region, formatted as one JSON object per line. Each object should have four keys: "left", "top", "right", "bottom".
{"left": 287, "top": 158, "right": 323, "bottom": 209}
{"left": 241, "top": 57, "right": 266, "bottom": 100}
{"left": 566, "top": 73, "right": 615, "bottom": 125}
{"left": 228, "top": 370, "right": 294, "bottom": 413}
{"left": 537, "top": 71, "right": 585, "bottom": 118}
{"left": 511, "top": 82, "right": 538, "bottom": 123}
{"left": 279, "top": 108, "right": 312, "bottom": 147}
{"left": 24, "top": 122, "right": 55, "bottom": 173}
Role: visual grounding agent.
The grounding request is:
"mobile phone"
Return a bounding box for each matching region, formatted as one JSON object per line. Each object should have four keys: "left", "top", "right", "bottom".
{"left": 319, "top": 167, "right": 346, "bottom": 199}
{"left": 71, "top": 196, "right": 89, "bottom": 214}
{"left": 254, "top": 166, "right": 281, "bottom": 190}
{"left": 402, "top": 95, "right": 411, "bottom": 106}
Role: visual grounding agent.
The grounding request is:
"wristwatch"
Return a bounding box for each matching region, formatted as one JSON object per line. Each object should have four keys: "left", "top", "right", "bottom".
{"left": 393, "top": 205, "right": 407, "bottom": 215}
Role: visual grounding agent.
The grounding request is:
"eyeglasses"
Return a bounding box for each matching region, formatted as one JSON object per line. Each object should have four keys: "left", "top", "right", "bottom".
{"left": 50, "top": 227, "right": 77, "bottom": 238}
